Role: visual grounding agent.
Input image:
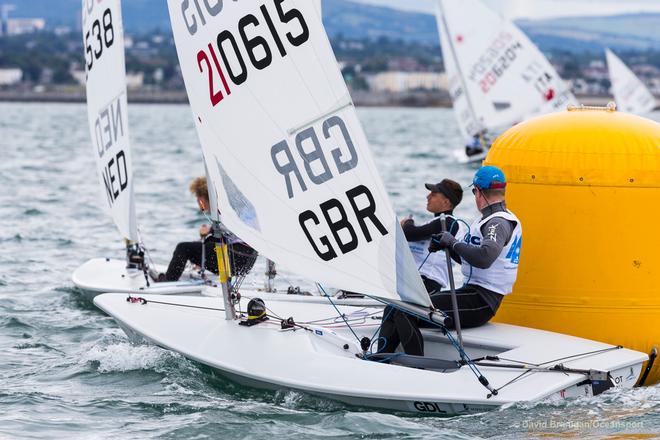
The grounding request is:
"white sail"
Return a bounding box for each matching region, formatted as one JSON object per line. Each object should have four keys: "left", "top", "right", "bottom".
{"left": 606, "top": 48, "right": 656, "bottom": 115}
{"left": 166, "top": 0, "right": 429, "bottom": 306}
{"left": 81, "top": 0, "right": 138, "bottom": 241}
{"left": 435, "top": 0, "right": 576, "bottom": 138}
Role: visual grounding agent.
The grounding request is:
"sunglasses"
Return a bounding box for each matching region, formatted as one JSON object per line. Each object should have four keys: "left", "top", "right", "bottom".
{"left": 472, "top": 188, "right": 478, "bottom": 195}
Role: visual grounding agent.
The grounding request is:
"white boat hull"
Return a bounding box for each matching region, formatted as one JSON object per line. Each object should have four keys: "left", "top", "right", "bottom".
{"left": 453, "top": 148, "right": 488, "bottom": 165}
{"left": 72, "top": 258, "right": 207, "bottom": 299}
{"left": 95, "top": 293, "right": 647, "bottom": 415}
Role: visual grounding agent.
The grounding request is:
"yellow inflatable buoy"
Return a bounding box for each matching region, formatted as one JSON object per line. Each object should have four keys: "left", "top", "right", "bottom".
{"left": 486, "top": 105, "right": 660, "bottom": 385}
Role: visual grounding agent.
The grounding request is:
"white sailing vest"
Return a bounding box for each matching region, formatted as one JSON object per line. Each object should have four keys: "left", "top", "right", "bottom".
{"left": 461, "top": 210, "right": 522, "bottom": 295}
{"left": 409, "top": 216, "right": 466, "bottom": 289}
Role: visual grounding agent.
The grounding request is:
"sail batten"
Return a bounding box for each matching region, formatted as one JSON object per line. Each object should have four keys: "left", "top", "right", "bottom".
{"left": 167, "top": 0, "right": 429, "bottom": 307}
{"left": 82, "top": 0, "right": 138, "bottom": 242}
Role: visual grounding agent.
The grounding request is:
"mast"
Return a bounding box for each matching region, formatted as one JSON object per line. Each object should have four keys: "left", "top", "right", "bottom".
{"left": 213, "top": 223, "right": 236, "bottom": 320}
{"left": 204, "top": 161, "right": 235, "bottom": 319}
{"left": 436, "top": 0, "right": 482, "bottom": 136}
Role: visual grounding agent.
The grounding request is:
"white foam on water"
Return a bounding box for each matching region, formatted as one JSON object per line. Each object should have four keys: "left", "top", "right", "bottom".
{"left": 516, "top": 383, "right": 660, "bottom": 412}
{"left": 82, "top": 342, "right": 166, "bottom": 373}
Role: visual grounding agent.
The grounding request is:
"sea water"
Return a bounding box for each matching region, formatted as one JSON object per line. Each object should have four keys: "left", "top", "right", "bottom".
{"left": 0, "top": 102, "right": 658, "bottom": 439}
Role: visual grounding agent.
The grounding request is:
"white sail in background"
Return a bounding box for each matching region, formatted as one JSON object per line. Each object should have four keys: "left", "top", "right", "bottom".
{"left": 166, "top": 0, "right": 429, "bottom": 306}
{"left": 82, "top": 0, "right": 138, "bottom": 241}
{"left": 435, "top": 0, "right": 577, "bottom": 139}
{"left": 606, "top": 48, "right": 656, "bottom": 115}
{"left": 315, "top": 0, "right": 322, "bottom": 16}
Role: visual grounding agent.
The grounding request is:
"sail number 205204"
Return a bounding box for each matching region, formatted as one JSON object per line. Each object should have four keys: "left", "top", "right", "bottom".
{"left": 182, "top": 0, "right": 310, "bottom": 106}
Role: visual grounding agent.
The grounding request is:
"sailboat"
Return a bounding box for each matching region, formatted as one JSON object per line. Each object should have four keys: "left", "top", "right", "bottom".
{"left": 72, "top": 0, "right": 207, "bottom": 298}
{"left": 605, "top": 48, "right": 657, "bottom": 115}
{"left": 95, "top": 0, "right": 646, "bottom": 414}
{"left": 435, "top": 0, "right": 577, "bottom": 163}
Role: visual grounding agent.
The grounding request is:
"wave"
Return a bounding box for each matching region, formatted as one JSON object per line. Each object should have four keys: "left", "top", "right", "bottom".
{"left": 81, "top": 342, "right": 168, "bottom": 373}
{"left": 0, "top": 316, "right": 35, "bottom": 330}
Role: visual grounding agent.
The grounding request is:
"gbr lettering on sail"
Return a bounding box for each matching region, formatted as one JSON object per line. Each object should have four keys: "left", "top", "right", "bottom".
{"left": 175, "top": 0, "right": 389, "bottom": 263}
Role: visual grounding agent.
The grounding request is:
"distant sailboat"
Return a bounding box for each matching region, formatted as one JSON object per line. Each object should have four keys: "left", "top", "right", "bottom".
{"left": 606, "top": 48, "right": 656, "bottom": 115}
{"left": 434, "top": 0, "right": 577, "bottom": 162}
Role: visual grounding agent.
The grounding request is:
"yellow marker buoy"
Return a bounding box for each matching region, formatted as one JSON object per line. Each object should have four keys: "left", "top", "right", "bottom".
{"left": 486, "top": 104, "right": 660, "bottom": 385}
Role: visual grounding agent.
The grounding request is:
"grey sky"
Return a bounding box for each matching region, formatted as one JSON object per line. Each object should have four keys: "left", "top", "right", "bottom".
{"left": 355, "top": 0, "right": 660, "bottom": 19}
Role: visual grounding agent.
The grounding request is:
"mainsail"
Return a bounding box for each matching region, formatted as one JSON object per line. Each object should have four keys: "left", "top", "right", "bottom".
{"left": 82, "top": 0, "right": 138, "bottom": 242}
{"left": 435, "top": 0, "right": 577, "bottom": 139}
{"left": 166, "top": 0, "right": 429, "bottom": 307}
{"left": 606, "top": 48, "right": 656, "bottom": 115}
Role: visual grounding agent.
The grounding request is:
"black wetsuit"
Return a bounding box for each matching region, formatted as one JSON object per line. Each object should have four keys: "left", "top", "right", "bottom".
{"left": 165, "top": 234, "right": 257, "bottom": 282}
{"left": 401, "top": 211, "right": 460, "bottom": 292}
{"left": 377, "top": 212, "right": 461, "bottom": 356}
{"left": 378, "top": 202, "right": 516, "bottom": 356}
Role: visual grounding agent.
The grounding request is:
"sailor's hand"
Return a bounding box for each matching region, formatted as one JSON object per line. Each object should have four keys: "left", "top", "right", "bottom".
{"left": 199, "top": 224, "right": 211, "bottom": 237}
{"left": 400, "top": 215, "right": 413, "bottom": 227}
{"left": 429, "top": 232, "right": 456, "bottom": 252}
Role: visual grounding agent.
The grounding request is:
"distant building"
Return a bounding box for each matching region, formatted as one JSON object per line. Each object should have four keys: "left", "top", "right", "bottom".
{"left": 126, "top": 72, "right": 144, "bottom": 89}
{"left": 570, "top": 78, "right": 606, "bottom": 96}
{"left": 71, "top": 70, "right": 86, "bottom": 86}
{"left": 54, "top": 26, "right": 71, "bottom": 36}
{"left": 153, "top": 68, "right": 164, "bottom": 83}
{"left": 583, "top": 62, "right": 608, "bottom": 82}
{"left": 0, "top": 68, "right": 22, "bottom": 85}
{"left": 72, "top": 70, "right": 144, "bottom": 89}
{"left": 0, "top": 4, "right": 15, "bottom": 36}
{"left": 7, "top": 18, "right": 45, "bottom": 35}
{"left": 367, "top": 71, "right": 448, "bottom": 93}
{"left": 387, "top": 57, "right": 424, "bottom": 72}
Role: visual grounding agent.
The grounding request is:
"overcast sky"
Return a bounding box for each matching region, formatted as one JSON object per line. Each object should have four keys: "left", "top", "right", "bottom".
{"left": 355, "top": 0, "right": 660, "bottom": 19}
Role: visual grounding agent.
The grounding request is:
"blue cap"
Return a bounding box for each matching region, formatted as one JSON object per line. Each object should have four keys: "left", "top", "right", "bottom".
{"left": 473, "top": 166, "right": 507, "bottom": 190}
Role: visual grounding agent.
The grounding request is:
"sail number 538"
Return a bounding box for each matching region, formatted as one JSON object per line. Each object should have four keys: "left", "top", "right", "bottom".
{"left": 84, "top": 8, "right": 115, "bottom": 72}
{"left": 189, "top": 0, "right": 310, "bottom": 106}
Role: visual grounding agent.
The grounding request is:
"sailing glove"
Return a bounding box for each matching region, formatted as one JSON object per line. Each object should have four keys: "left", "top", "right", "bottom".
{"left": 429, "top": 232, "right": 457, "bottom": 252}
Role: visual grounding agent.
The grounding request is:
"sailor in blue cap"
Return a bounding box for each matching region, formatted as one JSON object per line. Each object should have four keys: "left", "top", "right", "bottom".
{"left": 427, "top": 165, "right": 523, "bottom": 329}
{"left": 377, "top": 166, "right": 523, "bottom": 357}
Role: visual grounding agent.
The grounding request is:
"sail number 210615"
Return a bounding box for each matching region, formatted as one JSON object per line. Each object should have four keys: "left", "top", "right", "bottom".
{"left": 182, "top": 0, "right": 310, "bottom": 106}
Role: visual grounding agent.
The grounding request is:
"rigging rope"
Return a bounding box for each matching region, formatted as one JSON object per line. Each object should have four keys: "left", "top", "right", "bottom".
{"left": 317, "top": 283, "right": 362, "bottom": 345}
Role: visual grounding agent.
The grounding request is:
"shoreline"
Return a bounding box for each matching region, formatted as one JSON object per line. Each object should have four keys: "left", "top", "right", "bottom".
{"left": 0, "top": 90, "right": 617, "bottom": 108}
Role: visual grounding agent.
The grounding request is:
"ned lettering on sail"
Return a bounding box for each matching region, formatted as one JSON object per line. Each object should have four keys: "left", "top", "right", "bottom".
{"left": 271, "top": 115, "right": 389, "bottom": 262}
{"left": 94, "top": 96, "right": 129, "bottom": 207}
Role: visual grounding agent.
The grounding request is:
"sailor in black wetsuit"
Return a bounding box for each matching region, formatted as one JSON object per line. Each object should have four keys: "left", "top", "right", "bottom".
{"left": 155, "top": 176, "right": 257, "bottom": 282}
{"left": 378, "top": 166, "right": 523, "bottom": 356}
{"left": 400, "top": 179, "right": 464, "bottom": 292}
{"left": 378, "top": 179, "right": 464, "bottom": 355}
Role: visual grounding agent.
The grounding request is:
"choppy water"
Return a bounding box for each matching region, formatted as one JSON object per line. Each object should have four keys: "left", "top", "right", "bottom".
{"left": 0, "top": 102, "right": 658, "bottom": 439}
